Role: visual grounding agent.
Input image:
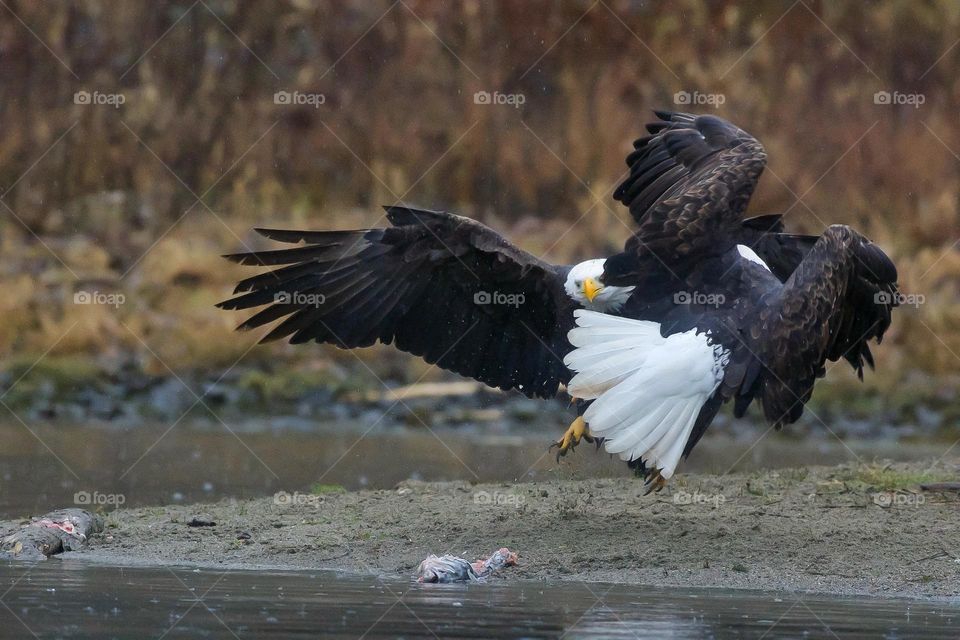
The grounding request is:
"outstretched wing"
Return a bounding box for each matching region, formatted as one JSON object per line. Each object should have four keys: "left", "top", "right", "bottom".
{"left": 751, "top": 224, "right": 899, "bottom": 426}
{"left": 217, "top": 206, "right": 575, "bottom": 398}
{"left": 605, "top": 111, "right": 767, "bottom": 285}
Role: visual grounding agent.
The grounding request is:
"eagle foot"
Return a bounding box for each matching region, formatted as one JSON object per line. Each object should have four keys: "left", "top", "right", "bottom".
{"left": 642, "top": 468, "right": 668, "bottom": 496}
{"left": 550, "top": 416, "right": 595, "bottom": 462}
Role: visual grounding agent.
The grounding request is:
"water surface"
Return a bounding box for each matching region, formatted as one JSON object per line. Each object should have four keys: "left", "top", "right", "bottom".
{"left": 0, "top": 561, "right": 957, "bottom": 639}
{"left": 0, "top": 420, "right": 947, "bottom": 519}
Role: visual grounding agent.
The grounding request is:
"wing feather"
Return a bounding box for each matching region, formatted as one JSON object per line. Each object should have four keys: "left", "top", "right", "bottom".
{"left": 756, "top": 224, "right": 899, "bottom": 425}
{"left": 218, "top": 206, "right": 575, "bottom": 398}
{"left": 605, "top": 111, "right": 768, "bottom": 286}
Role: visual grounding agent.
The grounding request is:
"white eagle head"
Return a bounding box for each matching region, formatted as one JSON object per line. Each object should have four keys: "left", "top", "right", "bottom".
{"left": 564, "top": 259, "right": 635, "bottom": 312}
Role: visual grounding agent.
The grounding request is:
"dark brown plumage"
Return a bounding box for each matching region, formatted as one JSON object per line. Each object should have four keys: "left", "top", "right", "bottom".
{"left": 217, "top": 206, "right": 576, "bottom": 398}
{"left": 606, "top": 111, "right": 769, "bottom": 286}
{"left": 752, "top": 224, "right": 898, "bottom": 426}
{"left": 599, "top": 112, "right": 898, "bottom": 473}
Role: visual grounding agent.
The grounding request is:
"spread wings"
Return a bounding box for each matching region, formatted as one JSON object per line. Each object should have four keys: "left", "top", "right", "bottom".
{"left": 217, "top": 206, "right": 575, "bottom": 398}
{"left": 605, "top": 111, "right": 768, "bottom": 284}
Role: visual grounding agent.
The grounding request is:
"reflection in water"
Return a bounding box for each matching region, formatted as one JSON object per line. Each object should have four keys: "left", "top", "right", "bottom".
{"left": 0, "top": 420, "right": 947, "bottom": 519}
{"left": 0, "top": 561, "right": 957, "bottom": 639}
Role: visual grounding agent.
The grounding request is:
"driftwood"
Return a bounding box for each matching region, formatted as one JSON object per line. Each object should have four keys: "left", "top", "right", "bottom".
{"left": 1, "top": 509, "right": 104, "bottom": 559}
{"left": 920, "top": 482, "right": 960, "bottom": 492}
{"left": 347, "top": 381, "right": 497, "bottom": 403}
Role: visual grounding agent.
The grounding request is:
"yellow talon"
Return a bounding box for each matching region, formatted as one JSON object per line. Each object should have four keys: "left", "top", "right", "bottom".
{"left": 551, "top": 416, "right": 594, "bottom": 461}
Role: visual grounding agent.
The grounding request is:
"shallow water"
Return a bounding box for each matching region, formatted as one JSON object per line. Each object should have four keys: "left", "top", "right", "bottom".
{"left": 0, "top": 420, "right": 948, "bottom": 519}
{"left": 0, "top": 561, "right": 957, "bottom": 639}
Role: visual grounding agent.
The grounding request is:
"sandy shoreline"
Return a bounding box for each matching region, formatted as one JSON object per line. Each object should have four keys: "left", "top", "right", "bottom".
{"left": 12, "top": 460, "right": 960, "bottom": 599}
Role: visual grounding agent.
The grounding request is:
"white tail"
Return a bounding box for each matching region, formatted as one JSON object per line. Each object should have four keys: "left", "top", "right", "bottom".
{"left": 564, "top": 310, "right": 727, "bottom": 478}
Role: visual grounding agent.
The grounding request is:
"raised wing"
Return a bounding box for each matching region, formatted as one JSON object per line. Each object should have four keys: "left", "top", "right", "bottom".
{"left": 605, "top": 111, "right": 767, "bottom": 285}
{"left": 217, "top": 206, "right": 575, "bottom": 398}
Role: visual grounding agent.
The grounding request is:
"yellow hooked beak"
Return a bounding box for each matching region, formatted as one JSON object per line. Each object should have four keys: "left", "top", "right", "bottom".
{"left": 583, "top": 277, "right": 603, "bottom": 303}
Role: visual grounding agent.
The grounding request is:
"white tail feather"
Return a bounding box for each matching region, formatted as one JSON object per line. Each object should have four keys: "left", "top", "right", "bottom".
{"left": 564, "top": 309, "right": 727, "bottom": 479}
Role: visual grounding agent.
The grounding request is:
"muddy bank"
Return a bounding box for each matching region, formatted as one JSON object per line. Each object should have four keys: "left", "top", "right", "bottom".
{"left": 18, "top": 460, "right": 960, "bottom": 599}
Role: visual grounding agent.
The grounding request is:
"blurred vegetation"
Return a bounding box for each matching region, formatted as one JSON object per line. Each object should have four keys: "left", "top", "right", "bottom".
{"left": 1, "top": 0, "right": 959, "bottom": 423}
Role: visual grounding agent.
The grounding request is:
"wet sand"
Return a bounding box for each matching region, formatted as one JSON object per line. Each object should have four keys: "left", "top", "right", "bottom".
{"left": 20, "top": 460, "right": 960, "bottom": 599}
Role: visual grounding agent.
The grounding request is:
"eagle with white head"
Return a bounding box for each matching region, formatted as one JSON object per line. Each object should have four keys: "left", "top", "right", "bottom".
{"left": 219, "top": 111, "right": 899, "bottom": 491}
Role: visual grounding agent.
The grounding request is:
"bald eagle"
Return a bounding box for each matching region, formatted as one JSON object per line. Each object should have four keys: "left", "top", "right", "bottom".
{"left": 218, "top": 111, "right": 899, "bottom": 491}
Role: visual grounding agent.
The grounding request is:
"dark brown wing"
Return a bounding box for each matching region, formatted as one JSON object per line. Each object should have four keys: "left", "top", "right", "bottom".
{"left": 604, "top": 111, "right": 767, "bottom": 285}
{"left": 753, "top": 224, "right": 899, "bottom": 426}
{"left": 217, "top": 206, "right": 575, "bottom": 398}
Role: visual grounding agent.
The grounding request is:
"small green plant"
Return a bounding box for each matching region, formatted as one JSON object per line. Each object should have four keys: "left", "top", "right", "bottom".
{"left": 310, "top": 483, "right": 345, "bottom": 495}
{"left": 846, "top": 464, "right": 953, "bottom": 491}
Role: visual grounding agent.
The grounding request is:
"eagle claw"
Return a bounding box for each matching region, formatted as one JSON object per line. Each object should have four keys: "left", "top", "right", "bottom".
{"left": 550, "top": 416, "right": 594, "bottom": 462}
{"left": 642, "top": 468, "right": 668, "bottom": 495}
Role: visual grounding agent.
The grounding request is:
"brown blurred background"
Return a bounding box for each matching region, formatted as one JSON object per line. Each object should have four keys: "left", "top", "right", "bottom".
{"left": 1, "top": 0, "right": 958, "bottom": 430}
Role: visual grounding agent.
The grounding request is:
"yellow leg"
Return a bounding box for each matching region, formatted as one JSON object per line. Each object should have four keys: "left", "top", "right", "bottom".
{"left": 550, "top": 416, "right": 595, "bottom": 461}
